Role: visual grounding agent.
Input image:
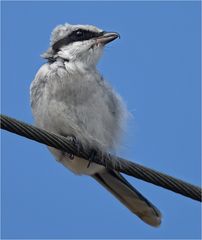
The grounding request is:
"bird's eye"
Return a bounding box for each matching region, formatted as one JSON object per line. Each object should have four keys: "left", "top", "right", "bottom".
{"left": 76, "top": 30, "right": 83, "bottom": 37}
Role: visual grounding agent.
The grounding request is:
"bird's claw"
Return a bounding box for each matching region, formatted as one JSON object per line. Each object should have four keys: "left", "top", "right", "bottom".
{"left": 64, "top": 152, "right": 74, "bottom": 160}
{"left": 66, "top": 135, "right": 78, "bottom": 146}
{"left": 65, "top": 135, "right": 80, "bottom": 160}
{"left": 87, "top": 149, "right": 97, "bottom": 168}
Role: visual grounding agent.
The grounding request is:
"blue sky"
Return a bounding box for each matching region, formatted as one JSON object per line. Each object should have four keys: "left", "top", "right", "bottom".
{"left": 1, "top": 1, "right": 201, "bottom": 239}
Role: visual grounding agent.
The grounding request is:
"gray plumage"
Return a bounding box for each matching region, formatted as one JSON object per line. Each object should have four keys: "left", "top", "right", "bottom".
{"left": 30, "top": 23, "right": 161, "bottom": 227}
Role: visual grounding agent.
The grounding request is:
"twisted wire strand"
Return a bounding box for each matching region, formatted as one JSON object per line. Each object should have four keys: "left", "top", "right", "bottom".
{"left": 1, "top": 114, "right": 201, "bottom": 202}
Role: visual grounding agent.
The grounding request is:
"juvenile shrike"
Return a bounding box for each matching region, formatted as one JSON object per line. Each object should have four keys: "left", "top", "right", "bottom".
{"left": 30, "top": 23, "right": 161, "bottom": 227}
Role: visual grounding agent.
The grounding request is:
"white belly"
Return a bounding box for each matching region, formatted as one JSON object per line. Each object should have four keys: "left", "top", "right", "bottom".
{"left": 48, "top": 146, "right": 104, "bottom": 175}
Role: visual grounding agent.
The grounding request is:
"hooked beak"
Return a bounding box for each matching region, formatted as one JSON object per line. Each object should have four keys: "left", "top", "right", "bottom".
{"left": 96, "top": 31, "right": 120, "bottom": 45}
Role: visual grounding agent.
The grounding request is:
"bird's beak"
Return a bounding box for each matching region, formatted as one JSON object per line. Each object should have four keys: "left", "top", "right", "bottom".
{"left": 96, "top": 32, "right": 120, "bottom": 45}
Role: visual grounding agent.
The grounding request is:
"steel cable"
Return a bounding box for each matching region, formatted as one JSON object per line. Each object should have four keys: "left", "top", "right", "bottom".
{"left": 1, "top": 114, "right": 201, "bottom": 202}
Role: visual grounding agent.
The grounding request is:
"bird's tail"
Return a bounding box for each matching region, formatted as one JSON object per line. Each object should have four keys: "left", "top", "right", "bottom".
{"left": 92, "top": 169, "right": 161, "bottom": 227}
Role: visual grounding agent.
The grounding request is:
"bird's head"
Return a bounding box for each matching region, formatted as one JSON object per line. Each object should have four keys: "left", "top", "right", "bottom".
{"left": 42, "top": 23, "right": 120, "bottom": 67}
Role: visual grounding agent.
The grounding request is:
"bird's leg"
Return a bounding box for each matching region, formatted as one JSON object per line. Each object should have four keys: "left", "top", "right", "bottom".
{"left": 64, "top": 152, "right": 74, "bottom": 160}
{"left": 87, "top": 149, "right": 97, "bottom": 168}
{"left": 64, "top": 135, "right": 80, "bottom": 160}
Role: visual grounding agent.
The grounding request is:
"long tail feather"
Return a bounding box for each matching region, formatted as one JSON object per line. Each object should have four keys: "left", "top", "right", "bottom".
{"left": 92, "top": 169, "right": 161, "bottom": 227}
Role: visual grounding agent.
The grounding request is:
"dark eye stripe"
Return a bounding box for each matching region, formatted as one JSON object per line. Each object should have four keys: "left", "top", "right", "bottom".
{"left": 52, "top": 29, "right": 104, "bottom": 52}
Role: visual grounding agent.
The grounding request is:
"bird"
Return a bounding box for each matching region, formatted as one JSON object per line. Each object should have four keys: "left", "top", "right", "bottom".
{"left": 30, "top": 23, "right": 161, "bottom": 227}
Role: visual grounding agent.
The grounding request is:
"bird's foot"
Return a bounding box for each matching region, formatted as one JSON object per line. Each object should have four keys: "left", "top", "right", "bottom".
{"left": 66, "top": 135, "right": 78, "bottom": 146}
{"left": 65, "top": 135, "right": 80, "bottom": 160}
{"left": 87, "top": 149, "right": 97, "bottom": 168}
{"left": 64, "top": 152, "right": 74, "bottom": 160}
